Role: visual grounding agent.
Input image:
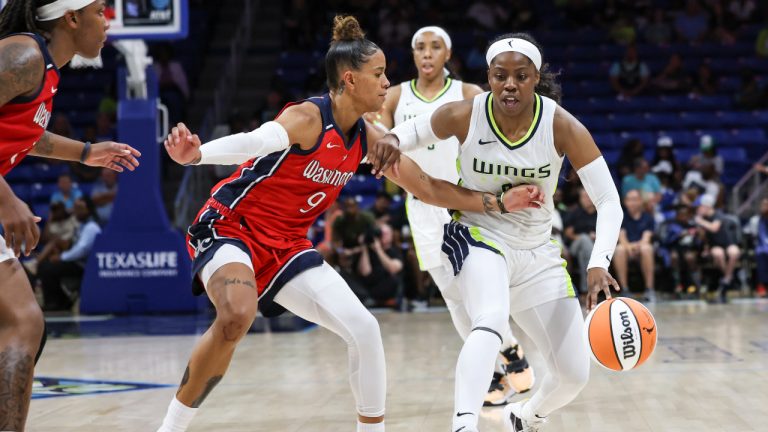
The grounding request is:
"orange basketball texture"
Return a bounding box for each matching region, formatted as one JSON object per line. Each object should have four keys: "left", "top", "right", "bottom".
{"left": 584, "top": 298, "right": 657, "bottom": 371}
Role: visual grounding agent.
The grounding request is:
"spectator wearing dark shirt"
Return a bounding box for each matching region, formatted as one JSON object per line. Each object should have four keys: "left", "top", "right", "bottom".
{"left": 609, "top": 45, "right": 651, "bottom": 98}
{"left": 753, "top": 198, "right": 768, "bottom": 297}
{"left": 564, "top": 188, "right": 598, "bottom": 293}
{"left": 37, "top": 198, "right": 101, "bottom": 311}
{"left": 661, "top": 204, "right": 703, "bottom": 293}
{"left": 357, "top": 223, "right": 403, "bottom": 306}
{"left": 332, "top": 197, "right": 376, "bottom": 250}
{"left": 695, "top": 194, "right": 741, "bottom": 301}
{"left": 613, "top": 190, "right": 657, "bottom": 302}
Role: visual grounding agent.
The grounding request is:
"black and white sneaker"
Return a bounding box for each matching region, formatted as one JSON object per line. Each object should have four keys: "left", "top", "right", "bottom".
{"left": 503, "top": 400, "right": 545, "bottom": 432}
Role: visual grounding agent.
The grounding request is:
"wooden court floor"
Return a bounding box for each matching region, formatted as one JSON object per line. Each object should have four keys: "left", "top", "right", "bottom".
{"left": 28, "top": 299, "right": 768, "bottom": 431}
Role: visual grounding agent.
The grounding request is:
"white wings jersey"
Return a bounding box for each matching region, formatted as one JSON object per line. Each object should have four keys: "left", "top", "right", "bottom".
{"left": 454, "top": 92, "right": 562, "bottom": 250}
{"left": 394, "top": 78, "right": 464, "bottom": 185}
{"left": 394, "top": 77, "right": 464, "bottom": 270}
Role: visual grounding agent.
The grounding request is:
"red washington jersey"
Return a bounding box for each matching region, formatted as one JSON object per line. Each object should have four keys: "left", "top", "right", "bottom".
{"left": 0, "top": 33, "right": 60, "bottom": 176}
{"left": 206, "top": 94, "right": 367, "bottom": 247}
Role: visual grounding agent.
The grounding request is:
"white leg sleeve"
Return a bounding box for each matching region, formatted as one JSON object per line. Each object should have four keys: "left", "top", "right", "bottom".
{"left": 429, "top": 265, "right": 518, "bottom": 349}
{"left": 274, "top": 263, "right": 386, "bottom": 418}
{"left": 511, "top": 297, "right": 590, "bottom": 420}
{"left": 452, "top": 248, "right": 510, "bottom": 431}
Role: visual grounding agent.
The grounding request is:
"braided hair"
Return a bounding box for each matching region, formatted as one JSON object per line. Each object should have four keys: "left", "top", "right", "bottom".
{"left": 0, "top": 0, "right": 64, "bottom": 40}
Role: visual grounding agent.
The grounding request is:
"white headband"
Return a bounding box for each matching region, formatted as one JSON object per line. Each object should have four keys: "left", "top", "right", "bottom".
{"left": 36, "top": 0, "right": 94, "bottom": 22}
{"left": 411, "top": 26, "right": 452, "bottom": 50}
{"left": 485, "top": 38, "right": 542, "bottom": 70}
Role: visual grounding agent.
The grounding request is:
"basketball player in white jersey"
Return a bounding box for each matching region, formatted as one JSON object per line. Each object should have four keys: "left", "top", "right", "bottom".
{"left": 371, "top": 33, "right": 623, "bottom": 432}
{"left": 372, "top": 26, "right": 534, "bottom": 407}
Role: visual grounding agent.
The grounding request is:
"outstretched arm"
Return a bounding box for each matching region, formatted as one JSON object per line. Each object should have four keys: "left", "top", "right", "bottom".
{"left": 383, "top": 155, "right": 544, "bottom": 214}
{"left": 165, "top": 104, "right": 321, "bottom": 166}
{"left": 30, "top": 132, "right": 141, "bottom": 172}
{"left": 368, "top": 99, "right": 474, "bottom": 175}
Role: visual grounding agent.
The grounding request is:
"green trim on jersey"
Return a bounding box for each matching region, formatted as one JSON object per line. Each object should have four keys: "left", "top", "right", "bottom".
{"left": 551, "top": 239, "right": 575, "bottom": 297}
{"left": 485, "top": 93, "right": 542, "bottom": 150}
{"left": 468, "top": 227, "right": 504, "bottom": 256}
{"left": 410, "top": 78, "right": 453, "bottom": 103}
{"left": 405, "top": 195, "right": 427, "bottom": 270}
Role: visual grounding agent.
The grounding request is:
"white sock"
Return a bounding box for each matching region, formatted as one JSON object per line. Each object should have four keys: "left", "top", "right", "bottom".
{"left": 453, "top": 330, "right": 501, "bottom": 431}
{"left": 157, "top": 397, "right": 198, "bottom": 432}
{"left": 356, "top": 420, "right": 385, "bottom": 431}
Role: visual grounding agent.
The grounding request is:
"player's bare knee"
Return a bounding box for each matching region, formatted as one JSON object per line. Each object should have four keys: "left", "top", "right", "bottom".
{"left": 214, "top": 303, "right": 256, "bottom": 343}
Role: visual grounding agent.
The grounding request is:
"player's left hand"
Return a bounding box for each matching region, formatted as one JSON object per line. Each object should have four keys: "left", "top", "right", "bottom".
{"left": 502, "top": 184, "right": 546, "bottom": 211}
{"left": 368, "top": 133, "right": 401, "bottom": 178}
{"left": 586, "top": 267, "right": 621, "bottom": 311}
{"left": 85, "top": 142, "right": 142, "bottom": 172}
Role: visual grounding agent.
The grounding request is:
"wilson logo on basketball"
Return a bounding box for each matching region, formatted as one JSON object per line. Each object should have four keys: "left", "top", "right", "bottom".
{"left": 619, "top": 311, "right": 636, "bottom": 359}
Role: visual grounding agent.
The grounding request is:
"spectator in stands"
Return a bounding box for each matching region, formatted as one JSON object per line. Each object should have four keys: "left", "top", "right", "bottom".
{"left": 282, "top": 0, "right": 314, "bottom": 50}
{"left": 563, "top": 187, "right": 598, "bottom": 293}
{"left": 695, "top": 194, "right": 741, "bottom": 302}
{"left": 622, "top": 158, "right": 662, "bottom": 210}
{"left": 377, "top": 8, "right": 411, "bottom": 46}
{"left": 98, "top": 81, "right": 118, "bottom": 123}
{"left": 90, "top": 168, "right": 118, "bottom": 225}
{"left": 50, "top": 173, "right": 83, "bottom": 211}
{"left": 49, "top": 114, "right": 73, "bottom": 139}
{"left": 652, "top": 53, "right": 693, "bottom": 94}
{"left": 609, "top": 45, "right": 651, "bottom": 98}
{"left": 675, "top": 0, "right": 711, "bottom": 43}
{"left": 153, "top": 44, "right": 190, "bottom": 125}
{"left": 260, "top": 89, "right": 288, "bottom": 124}
{"left": 652, "top": 136, "right": 682, "bottom": 182}
{"left": 690, "top": 134, "right": 724, "bottom": 175}
{"left": 617, "top": 138, "right": 646, "bottom": 177}
{"left": 727, "top": 0, "right": 758, "bottom": 26}
{"left": 613, "top": 189, "right": 657, "bottom": 301}
{"left": 357, "top": 223, "right": 403, "bottom": 307}
{"left": 610, "top": 13, "right": 637, "bottom": 45}
{"left": 94, "top": 112, "right": 116, "bottom": 142}
{"left": 332, "top": 196, "right": 376, "bottom": 253}
{"left": 756, "top": 14, "right": 768, "bottom": 57}
{"left": 506, "top": 0, "right": 539, "bottom": 30}
{"left": 749, "top": 197, "right": 768, "bottom": 297}
{"left": 466, "top": 0, "right": 508, "bottom": 31}
{"left": 644, "top": 8, "right": 673, "bottom": 45}
{"left": 753, "top": 162, "right": 768, "bottom": 175}
{"left": 661, "top": 204, "right": 703, "bottom": 294}
{"left": 21, "top": 202, "right": 78, "bottom": 277}
{"left": 691, "top": 63, "right": 719, "bottom": 96}
{"left": 734, "top": 69, "right": 765, "bottom": 109}
{"left": 369, "top": 191, "right": 393, "bottom": 225}
{"left": 37, "top": 198, "right": 101, "bottom": 311}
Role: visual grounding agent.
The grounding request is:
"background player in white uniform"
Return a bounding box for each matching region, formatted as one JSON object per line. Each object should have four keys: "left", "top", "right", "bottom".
{"left": 373, "top": 26, "right": 533, "bottom": 407}
{"left": 371, "top": 33, "right": 623, "bottom": 432}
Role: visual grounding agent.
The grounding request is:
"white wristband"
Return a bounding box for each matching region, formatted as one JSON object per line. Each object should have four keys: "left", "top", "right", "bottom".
{"left": 577, "top": 156, "right": 623, "bottom": 270}
{"left": 198, "top": 121, "right": 290, "bottom": 165}
{"left": 389, "top": 111, "right": 440, "bottom": 153}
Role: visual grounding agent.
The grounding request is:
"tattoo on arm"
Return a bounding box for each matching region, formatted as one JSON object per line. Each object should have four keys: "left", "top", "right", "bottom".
{"left": 482, "top": 192, "right": 495, "bottom": 212}
{"left": 0, "top": 42, "right": 44, "bottom": 107}
{"left": 35, "top": 131, "right": 54, "bottom": 155}
{"left": 177, "top": 365, "right": 190, "bottom": 394}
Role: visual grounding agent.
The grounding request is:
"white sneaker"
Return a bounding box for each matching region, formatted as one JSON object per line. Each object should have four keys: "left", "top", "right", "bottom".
{"left": 503, "top": 400, "right": 545, "bottom": 432}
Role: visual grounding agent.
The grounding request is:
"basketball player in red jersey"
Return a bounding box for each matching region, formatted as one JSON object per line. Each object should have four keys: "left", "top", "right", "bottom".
{"left": 158, "top": 15, "right": 544, "bottom": 432}
{"left": 0, "top": 0, "right": 140, "bottom": 428}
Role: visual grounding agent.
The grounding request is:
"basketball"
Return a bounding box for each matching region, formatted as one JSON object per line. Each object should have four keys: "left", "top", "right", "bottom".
{"left": 584, "top": 298, "right": 657, "bottom": 371}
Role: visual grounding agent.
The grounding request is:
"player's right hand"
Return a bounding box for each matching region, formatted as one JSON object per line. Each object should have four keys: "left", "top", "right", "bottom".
{"left": 0, "top": 196, "right": 41, "bottom": 257}
{"left": 164, "top": 122, "right": 202, "bottom": 165}
{"left": 369, "top": 133, "right": 401, "bottom": 178}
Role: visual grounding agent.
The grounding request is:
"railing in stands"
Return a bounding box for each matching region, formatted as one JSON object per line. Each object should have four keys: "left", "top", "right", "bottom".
{"left": 731, "top": 151, "right": 768, "bottom": 219}
{"left": 172, "top": 0, "right": 255, "bottom": 230}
